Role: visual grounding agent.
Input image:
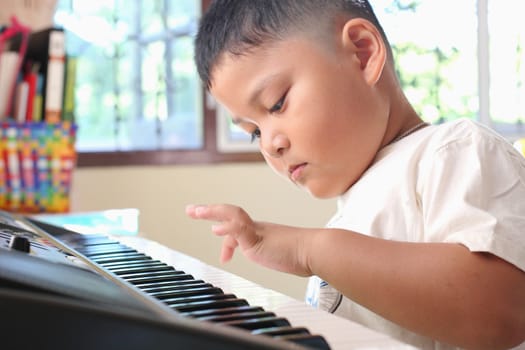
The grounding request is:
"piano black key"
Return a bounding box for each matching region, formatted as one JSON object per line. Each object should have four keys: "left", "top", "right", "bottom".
{"left": 149, "top": 286, "right": 223, "bottom": 300}
{"left": 108, "top": 265, "right": 174, "bottom": 275}
{"left": 140, "top": 281, "right": 213, "bottom": 294}
{"left": 200, "top": 311, "right": 276, "bottom": 322}
{"left": 126, "top": 272, "right": 195, "bottom": 285}
{"left": 170, "top": 298, "right": 249, "bottom": 313}
{"left": 224, "top": 316, "right": 290, "bottom": 331}
{"left": 278, "top": 333, "right": 331, "bottom": 350}
{"left": 164, "top": 293, "right": 235, "bottom": 306}
{"left": 117, "top": 270, "right": 185, "bottom": 281}
{"left": 180, "top": 305, "right": 265, "bottom": 318}
{"left": 90, "top": 252, "right": 151, "bottom": 264}
{"left": 252, "top": 326, "right": 310, "bottom": 336}
{"left": 136, "top": 279, "right": 208, "bottom": 290}
{"left": 82, "top": 250, "right": 139, "bottom": 258}
{"left": 97, "top": 259, "right": 164, "bottom": 269}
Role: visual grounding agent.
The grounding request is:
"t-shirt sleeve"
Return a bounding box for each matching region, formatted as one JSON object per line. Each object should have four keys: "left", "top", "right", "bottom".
{"left": 419, "top": 127, "right": 525, "bottom": 272}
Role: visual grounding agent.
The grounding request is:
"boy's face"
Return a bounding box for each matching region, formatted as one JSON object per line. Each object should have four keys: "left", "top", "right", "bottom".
{"left": 210, "top": 33, "right": 389, "bottom": 198}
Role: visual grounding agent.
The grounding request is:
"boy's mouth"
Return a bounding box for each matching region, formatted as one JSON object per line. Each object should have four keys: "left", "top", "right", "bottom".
{"left": 288, "top": 163, "right": 307, "bottom": 182}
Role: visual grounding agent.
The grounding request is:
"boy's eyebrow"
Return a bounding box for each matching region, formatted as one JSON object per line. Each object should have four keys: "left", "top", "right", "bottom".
{"left": 248, "top": 73, "right": 280, "bottom": 106}
{"left": 229, "top": 73, "right": 282, "bottom": 124}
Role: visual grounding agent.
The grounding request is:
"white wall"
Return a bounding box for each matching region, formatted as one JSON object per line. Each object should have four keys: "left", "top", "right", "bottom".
{"left": 70, "top": 162, "right": 336, "bottom": 300}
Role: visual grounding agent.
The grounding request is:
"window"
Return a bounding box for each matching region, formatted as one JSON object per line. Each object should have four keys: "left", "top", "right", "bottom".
{"left": 374, "top": 0, "right": 525, "bottom": 139}
{"left": 55, "top": 0, "right": 524, "bottom": 167}
{"left": 55, "top": 0, "right": 262, "bottom": 166}
{"left": 57, "top": 0, "right": 201, "bottom": 151}
{"left": 374, "top": 0, "right": 478, "bottom": 124}
{"left": 487, "top": 0, "right": 525, "bottom": 136}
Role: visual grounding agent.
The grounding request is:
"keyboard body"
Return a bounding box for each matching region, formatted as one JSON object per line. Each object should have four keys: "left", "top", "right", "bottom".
{"left": 0, "top": 214, "right": 329, "bottom": 349}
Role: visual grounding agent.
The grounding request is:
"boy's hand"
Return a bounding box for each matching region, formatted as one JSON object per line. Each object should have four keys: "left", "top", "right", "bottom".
{"left": 185, "top": 204, "right": 312, "bottom": 276}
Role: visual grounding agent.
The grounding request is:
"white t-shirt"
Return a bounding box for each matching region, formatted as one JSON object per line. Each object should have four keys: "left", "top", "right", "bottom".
{"left": 305, "top": 119, "right": 525, "bottom": 349}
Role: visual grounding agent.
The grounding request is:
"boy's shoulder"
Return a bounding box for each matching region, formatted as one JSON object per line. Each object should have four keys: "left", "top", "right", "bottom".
{"left": 428, "top": 118, "right": 510, "bottom": 149}
{"left": 379, "top": 118, "right": 519, "bottom": 166}
{"left": 434, "top": 117, "right": 492, "bottom": 136}
{"left": 417, "top": 118, "right": 525, "bottom": 169}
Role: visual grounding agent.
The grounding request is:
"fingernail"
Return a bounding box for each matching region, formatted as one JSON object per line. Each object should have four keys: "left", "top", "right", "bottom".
{"left": 195, "top": 206, "right": 206, "bottom": 215}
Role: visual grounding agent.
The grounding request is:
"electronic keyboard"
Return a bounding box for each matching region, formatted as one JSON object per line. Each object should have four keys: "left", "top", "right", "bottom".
{"left": 0, "top": 212, "right": 329, "bottom": 349}
{"left": 0, "top": 211, "right": 415, "bottom": 349}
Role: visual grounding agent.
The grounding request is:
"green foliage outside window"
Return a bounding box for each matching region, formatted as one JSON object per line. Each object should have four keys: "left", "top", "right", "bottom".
{"left": 56, "top": 0, "right": 525, "bottom": 155}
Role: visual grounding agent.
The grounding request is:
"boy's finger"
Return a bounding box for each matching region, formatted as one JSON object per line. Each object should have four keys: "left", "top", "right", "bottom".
{"left": 185, "top": 204, "right": 213, "bottom": 218}
{"left": 220, "top": 236, "right": 238, "bottom": 263}
{"left": 189, "top": 204, "right": 249, "bottom": 221}
{"left": 211, "top": 223, "right": 228, "bottom": 235}
{"left": 185, "top": 204, "right": 198, "bottom": 216}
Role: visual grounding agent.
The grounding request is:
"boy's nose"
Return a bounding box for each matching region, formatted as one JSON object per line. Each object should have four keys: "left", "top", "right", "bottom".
{"left": 261, "top": 133, "right": 290, "bottom": 158}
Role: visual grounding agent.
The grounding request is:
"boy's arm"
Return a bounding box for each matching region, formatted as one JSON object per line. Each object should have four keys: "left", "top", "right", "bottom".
{"left": 186, "top": 203, "right": 525, "bottom": 349}
{"left": 308, "top": 228, "right": 525, "bottom": 350}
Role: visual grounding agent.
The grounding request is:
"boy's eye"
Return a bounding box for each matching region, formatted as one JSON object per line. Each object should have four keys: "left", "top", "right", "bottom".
{"left": 250, "top": 128, "right": 261, "bottom": 143}
{"left": 269, "top": 94, "right": 286, "bottom": 114}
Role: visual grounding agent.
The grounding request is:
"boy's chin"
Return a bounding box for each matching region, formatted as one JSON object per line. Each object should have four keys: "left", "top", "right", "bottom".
{"left": 302, "top": 182, "right": 345, "bottom": 199}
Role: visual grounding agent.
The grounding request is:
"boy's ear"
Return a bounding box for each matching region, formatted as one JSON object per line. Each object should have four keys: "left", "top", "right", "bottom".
{"left": 340, "top": 18, "right": 387, "bottom": 86}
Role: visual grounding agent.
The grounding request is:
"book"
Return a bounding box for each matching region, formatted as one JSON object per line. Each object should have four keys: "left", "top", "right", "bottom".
{"left": 0, "top": 126, "right": 6, "bottom": 208}
{"left": 23, "top": 63, "right": 39, "bottom": 122}
{"left": 15, "top": 27, "right": 66, "bottom": 123}
{"left": 32, "top": 72, "right": 44, "bottom": 122}
{"left": 44, "top": 29, "right": 66, "bottom": 123}
{"left": 13, "top": 79, "right": 29, "bottom": 122}
{"left": 0, "top": 51, "right": 20, "bottom": 119}
{"left": 62, "top": 56, "right": 77, "bottom": 122}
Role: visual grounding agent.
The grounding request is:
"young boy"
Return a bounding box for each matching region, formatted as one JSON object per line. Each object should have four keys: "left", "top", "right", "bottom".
{"left": 186, "top": 1, "right": 525, "bottom": 349}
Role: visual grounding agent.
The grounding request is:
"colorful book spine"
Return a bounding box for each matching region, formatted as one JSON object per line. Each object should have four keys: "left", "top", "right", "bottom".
{"left": 13, "top": 79, "right": 29, "bottom": 122}
{"left": 0, "top": 52, "right": 20, "bottom": 119}
{"left": 62, "top": 56, "right": 77, "bottom": 122}
{"left": 24, "top": 64, "right": 39, "bottom": 122}
{"left": 44, "top": 29, "right": 66, "bottom": 123}
{"left": 0, "top": 126, "right": 6, "bottom": 208}
{"left": 19, "top": 123, "right": 37, "bottom": 212}
{"left": 4, "top": 123, "right": 21, "bottom": 211}
{"left": 49, "top": 124, "right": 61, "bottom": 211}
{"left": 32, "top": 73, "right": 44, "bottom": 122}
{"left": 47, "top": 122, "right": 76, "bottom": 212}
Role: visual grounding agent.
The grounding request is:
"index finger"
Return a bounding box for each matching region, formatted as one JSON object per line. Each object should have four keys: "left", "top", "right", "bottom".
{"left": 185, "top": 203, "right": 249, "bottom": 222}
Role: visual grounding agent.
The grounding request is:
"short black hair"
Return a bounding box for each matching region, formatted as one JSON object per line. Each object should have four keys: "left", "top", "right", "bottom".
{"left": 194, "top": 0, "right": 391, "bottom": 89}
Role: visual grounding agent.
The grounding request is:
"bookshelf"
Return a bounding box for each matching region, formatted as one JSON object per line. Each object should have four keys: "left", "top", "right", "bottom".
{"left": 0, "top": 16, "right": 76, "bottom": 213}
